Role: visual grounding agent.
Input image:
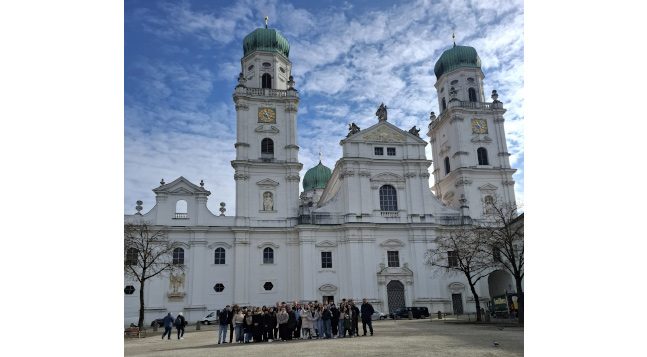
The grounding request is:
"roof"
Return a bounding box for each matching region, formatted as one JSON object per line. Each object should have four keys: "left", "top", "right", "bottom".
{"left": 303, "top": 161, "right": 332, "bottom": 191}
{"left": 433, "top": 45, "right": 481, "bottom": 80}
{"left": 243, "top": 28, "right": 290, "bottom": 60}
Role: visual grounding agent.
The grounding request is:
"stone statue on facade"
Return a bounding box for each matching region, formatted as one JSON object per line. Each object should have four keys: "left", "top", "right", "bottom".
{"left": 263, "top": 192, "right": 273, "bottom": 211}
{"left": 347, "top": 123, "right": 361, "bottom": 137}
{"left": 408, "top": 126, "right": 420, "bottom": 137}
{"left": 169, "top": 272, "right": 185, "bottom": 294}
{"left": 376, "top": 102, "right": 387, "bottom": 121}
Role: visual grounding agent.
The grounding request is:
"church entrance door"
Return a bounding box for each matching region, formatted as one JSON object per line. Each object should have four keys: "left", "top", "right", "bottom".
{"left": 387, "top": 280, "right": 405, "bottom": 313}
{"left": 452, "top": 293, "right": 464, "bottom": 314}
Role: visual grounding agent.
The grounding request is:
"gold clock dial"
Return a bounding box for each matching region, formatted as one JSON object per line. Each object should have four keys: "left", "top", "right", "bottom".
{"left": 258, "top": 108, "right": 276, "bottom": 123}
{"left": 472, "top": 119, "right": 487, "bottom": 134}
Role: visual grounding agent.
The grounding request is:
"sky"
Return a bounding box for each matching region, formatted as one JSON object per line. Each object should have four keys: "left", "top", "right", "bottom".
{"left": 124, "top": 0, "right": 525, "bottom": 215}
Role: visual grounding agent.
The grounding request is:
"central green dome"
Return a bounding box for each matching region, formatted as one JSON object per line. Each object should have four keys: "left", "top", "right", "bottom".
{"left": 303, "top": 161, "right": 332, "bottom": 191}
{"left": 434, "top": 45, "right": 481, "bottom": 80}
{"left": 243, "top": 28, "right": 290, "bottom": 60}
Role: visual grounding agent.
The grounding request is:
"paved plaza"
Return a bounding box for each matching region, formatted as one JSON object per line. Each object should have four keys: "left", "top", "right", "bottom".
{"left": 125, "top": 318, "right": 523, "bottom": 357}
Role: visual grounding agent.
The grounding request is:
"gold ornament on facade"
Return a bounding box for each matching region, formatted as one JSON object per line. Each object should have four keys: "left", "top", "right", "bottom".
{"left": 258, "top": 107, "right": 276, "bottom": 123}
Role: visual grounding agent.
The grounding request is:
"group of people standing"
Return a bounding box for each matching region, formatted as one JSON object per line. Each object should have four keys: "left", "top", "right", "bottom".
{"left": 217, "top": 298, "right": 376, "bottom": 344}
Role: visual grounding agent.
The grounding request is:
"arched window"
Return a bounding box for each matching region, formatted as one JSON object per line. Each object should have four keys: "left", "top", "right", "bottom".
{"left": 261, "top": 138, "right": 274, "bottom": 158}
{"left": 214, "top": 248, "right": 225, "bottom": 264}
{"left": 477, "top": 147, "right": 489, "bottom": 165}
{"left": 379, "top": 185, "right": 398, "bottom": 211}
{"left": 444, "top": 157, "right": 451, "bottom": 174}
{"left": 262, "top": 73, "right": 272, "bottom": 89}
{"left": 125, "top": 248, "right": 138, "bottom": 266}
{"left": 173, "top": 247, "right": 184, "bottom": 265}
{"left": 263, "top": 247, "right": 274, "bottom": 264}
{"left": 441, "top": 98, "right": 447, "bottom": 111}
{"left": 175, "top": 200, "right": 187, "bottom": 219}
{"left": 468, "top": 88, "right": 477, "bottom": 102}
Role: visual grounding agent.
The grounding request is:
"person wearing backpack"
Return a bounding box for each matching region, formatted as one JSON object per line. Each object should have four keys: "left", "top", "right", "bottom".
{"left": 161, "top": 312, "right": 174, "bottom": 340}
{"left": 175, "top": 312, "right": 186, "bottom": 340}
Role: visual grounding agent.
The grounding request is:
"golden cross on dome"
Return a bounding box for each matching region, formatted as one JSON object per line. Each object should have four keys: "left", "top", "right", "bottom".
{"left": 452, "top": 28, "right": 456, "bottom": 47}
{"left": 265, "top": 9, "right": 268, "bottom": 28}
{"left": 319, "top": 151, "right": 322, "bottom": 163}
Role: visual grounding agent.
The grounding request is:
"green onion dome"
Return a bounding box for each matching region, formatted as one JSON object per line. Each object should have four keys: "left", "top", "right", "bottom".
{"left": 303, "top": 161, "right": 332, "bottom": 191}
{"left": 433, "top": 45, "right": 481, "bottom": 80}
{"left": 243, "top": 28, "right": 290, "bottom": 60}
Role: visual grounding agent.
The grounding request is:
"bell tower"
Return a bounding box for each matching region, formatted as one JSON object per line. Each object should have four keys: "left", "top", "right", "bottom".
{"left": 231, "top": 24, "right": 302, "bottom": 220}
{"left": 426, "top": 43, "right": 516, "bottom": 218}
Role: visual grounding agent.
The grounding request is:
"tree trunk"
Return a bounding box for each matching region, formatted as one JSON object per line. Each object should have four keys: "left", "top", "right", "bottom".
{"left": 138, "top": 280, "right": 146, "bottom": 328}
{"left": 468, "top": 283, "right": 482, "bottom": 322}
{"left": 516, "top": 278, "right": 523, "bottom": 324}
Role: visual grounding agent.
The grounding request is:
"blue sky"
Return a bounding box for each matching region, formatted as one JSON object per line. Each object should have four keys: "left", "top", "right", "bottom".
{"left": 124, "top": 0, "right": 524, "bottom": 214}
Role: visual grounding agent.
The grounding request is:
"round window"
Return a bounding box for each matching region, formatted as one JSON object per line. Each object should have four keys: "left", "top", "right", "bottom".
{"left": 450, "top": 79, "right": 459, "bottom": 85}
{"left": 262, "top": 62, "right": 271, "bottom": 68}
{"left": 248, "top": 64, "right": 254, "bottom": 71}
{"left": 440, "top": 87, "right": 444, "bottom": 93}
{"left": 467, "top": 77, "right": 475, "bottom": 83}
{"left": 214, "top": 283, "right": 225, "bottom": 292}
{"left": 279, "top": 67, "right": 285, "bottom": 73}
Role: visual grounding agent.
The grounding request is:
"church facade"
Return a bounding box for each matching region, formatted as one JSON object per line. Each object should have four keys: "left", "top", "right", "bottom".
{"left": 124, "top": 27, "right": 519, "bottom": 324}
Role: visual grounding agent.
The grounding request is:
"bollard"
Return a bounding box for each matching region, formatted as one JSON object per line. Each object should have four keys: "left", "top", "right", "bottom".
{"left": 152, "top": 323, "right": 158, "bottom": 332}
{"left": 196, "top": 321, "right": 201, "bottom": 330}
{"left": 437, "top": 311, "right": 442, "bottom": 320}
{"left": 408, "top": 311, "right": 413, "bottom": 320}
{"left": 485, "top": 313, "right": 490, "bottom": 322}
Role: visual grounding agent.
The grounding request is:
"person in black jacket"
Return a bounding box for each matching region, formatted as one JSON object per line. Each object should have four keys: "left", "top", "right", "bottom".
{"left": 330, "top": 303, "right": 340, "bottom": 338}
{"left": 175, "top": 312, "right": 186, "bottom": 340}
{"left": 360, "top": 299, "right": 375, "bottom": 336}
{"left": 286, "top": 305, "right": 296, "bottom": 340}
{"left": 243, "top": 310, "right": 253, "bottom": 343}
{"left": 252, "top": 307, "right": 264, "bottom": 342}
{"left": 218, "top": 306, "right": 230, "bottom": 344}
{"left": 264, "top": 307, "right": 277, "bottom": 342}
{"left": 350, "top": 301, "right": 360, "bottom": 337}
{"left": 321, "top": 305, "right": 332, "bottom": 338}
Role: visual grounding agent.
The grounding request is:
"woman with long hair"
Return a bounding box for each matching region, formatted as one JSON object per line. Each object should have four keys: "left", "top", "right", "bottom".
{"left": 299, "top": 305, "right": 310, "bottom": 340}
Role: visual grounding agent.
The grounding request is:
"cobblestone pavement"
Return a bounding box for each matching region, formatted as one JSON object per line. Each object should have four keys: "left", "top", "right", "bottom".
{"left": 125, "top": 319, "right": 523, "bottom": 357}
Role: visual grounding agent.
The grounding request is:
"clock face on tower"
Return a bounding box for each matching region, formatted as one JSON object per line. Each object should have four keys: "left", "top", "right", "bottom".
{"left": 258, "top": 108, "right": 277, "bottom": 123}
{"left": 471, "top": 119, "right": 488, "bottom": 134}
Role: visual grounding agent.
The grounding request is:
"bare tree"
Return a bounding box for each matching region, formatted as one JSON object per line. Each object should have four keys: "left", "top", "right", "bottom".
{"left": 480, "top": 196, "right": 524, "bottom": 323}
{"left": 425, "top": 225, "right": 491, "bottom": 321}
{"left": 124, "top": 220, "right": 184, "bottom": 328}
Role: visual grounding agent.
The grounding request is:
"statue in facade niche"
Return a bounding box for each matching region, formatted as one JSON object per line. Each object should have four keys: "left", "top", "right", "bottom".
{"left": 376, "top": 102, "right": 387, "bottom": 121}
{"left": 263, "top": 192, "right": 273, "bottom": 211}
{"left": 169, "top": 272, "right": 185, "bottom": 294}
{"left": 409, "top": 126, "right": 420, "bottom": 137}
{"left": 347, "top": 123, "right": 361, "bottom": 137}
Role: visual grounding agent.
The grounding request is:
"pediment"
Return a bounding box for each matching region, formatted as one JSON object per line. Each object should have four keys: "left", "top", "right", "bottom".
{"left": 478, "top": 183, "right": 498, "bottom": 191}
{"left": 319, "top": 284, "right": 338, "bottom": 292}
{"left": 255, "top": 125, "right": 280, "bottom": 133}
{"left": 257, "top": 242, "right": 279, "bottom": 249}
{"left": 370, "top": 172, "right": 405, "bottom": 182}
{"left": 315, "top": 240, "right": 338, "bottom": 247}
{"left": 342, "top": 121, "right": 427, "bottom": 144}
{"left": 153, "top": 176, "right": 211, "bottom": 196}
{"left": 208, "top": 242, "right": 233, "bottom": 249}
{"left": 256, "top": 179, "right": 280, "bottom": 188}
{"left": 380, "top": 239, "right": 405, "bottom": 248}
{"left": 471, "top": 135, "right": 492, "bottom": 144}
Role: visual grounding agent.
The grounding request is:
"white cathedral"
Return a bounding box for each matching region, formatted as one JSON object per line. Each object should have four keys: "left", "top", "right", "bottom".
{"left": 124, "top": 26, "right": 519, "bottom": 324}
